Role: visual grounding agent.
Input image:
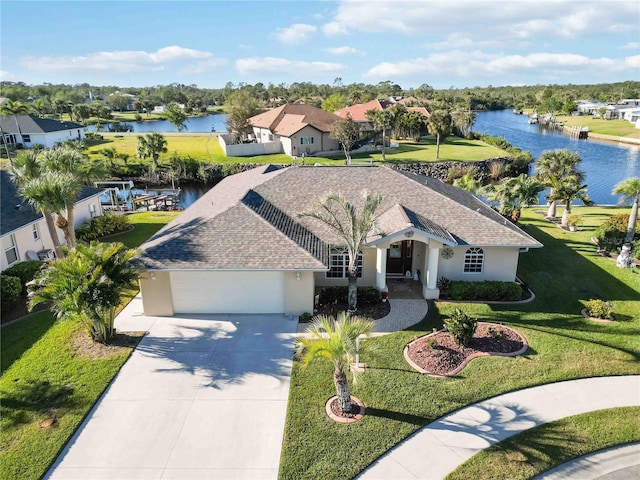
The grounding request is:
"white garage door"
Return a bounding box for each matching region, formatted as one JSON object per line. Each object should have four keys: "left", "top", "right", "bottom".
{"left": 170, "top": 271, "right": 285, "bottom": 314}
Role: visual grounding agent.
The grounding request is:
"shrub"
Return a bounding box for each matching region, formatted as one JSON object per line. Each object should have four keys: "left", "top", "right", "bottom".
{"left": 77, "top": 213, "right": 131, "bottom": 242}
{"left": 447, "top": 163, "right": 478, "bottom": 183}
{"left": 318, "top": 286, "right": 380, "bottom": 306}
{"left": 436, "top": 276, "right": 452, "bottom": 291}
{"left": 450, "top": 281, "right": 522, "bottom": 301}
{"left": 585, "top": 299, "right": 614, "bottom": 319}
{"left": 444, "top": 308, "right": 477, "bottom": 347}
{"left": 299, "top": 312, "right": 313, "bottom": 323}
{"left": 3, "top": 260, "right": 44, "bottom": 294}
{"left": 1, "top": 275, "right": 22, "bottom": 311}
{"left": 595, "top": 213, "right": 640, "bottom": 253}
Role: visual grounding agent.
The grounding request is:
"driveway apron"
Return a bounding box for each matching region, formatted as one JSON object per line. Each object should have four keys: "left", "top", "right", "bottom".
{"left": 46, "top": 295, "right": 299, "bottom": 479}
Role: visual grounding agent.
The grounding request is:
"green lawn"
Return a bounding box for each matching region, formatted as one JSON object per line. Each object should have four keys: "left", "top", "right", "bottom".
{"left": 555, "top": 115, "right": 640, "bottom": 139}
{"left": 279, "top": 206, "right": 640, "bottom": 480}
{"left": 0, "top": 211, "right": 177, "bottom": 480}
{"left": 85, "top": 135, "right": 509, "bottom": 167}
{"left": 0, "top": 313, "right": 140, "bottom": 480}
{"left": 106, "top": 211, "right": 180, "bottom": 248}
{"left": 447, "top": 407, "right": 640, "bottom": 480}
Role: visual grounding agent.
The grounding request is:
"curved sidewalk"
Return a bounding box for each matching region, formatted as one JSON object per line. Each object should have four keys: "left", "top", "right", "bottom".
{"left": 534, "top": 442, "right": 640, "bottom": 480}
{"left": 358, "top": 375, "right": 640, "bottom": 479}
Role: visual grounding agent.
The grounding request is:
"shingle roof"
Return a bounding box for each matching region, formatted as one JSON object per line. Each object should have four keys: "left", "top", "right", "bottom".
{"left": 0, "top": 115, "right": 84, "bottom": 134}
{"left": 137, "top": 165, "right": 542, "bottom": 271}
{"left": 334, "top": 100, "right": 430, "bottom": 122}
{"left": 0, "top": 170, "right": 104, "bottom": 236}
{"left": 249, "top": 104, "right": 341, "bottom": 137}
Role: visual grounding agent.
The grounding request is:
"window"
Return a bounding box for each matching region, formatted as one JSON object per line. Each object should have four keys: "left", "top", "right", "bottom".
{"left": 32, "top": 223, "right": 40, "bottom": 240}
{"left": 22, "top": 134, "right": 31, "bottom": 143}
{"left": 4, "top": 234, "right": 19, "bottom": 265}
{"left": 300, "top": 137, "right": 314, "bottom": 145}
{"left": 463, "top": 247, "right": 484, "bottom": 273}
{"left": 327, "top": 247, "right": 363, "bottom": 278}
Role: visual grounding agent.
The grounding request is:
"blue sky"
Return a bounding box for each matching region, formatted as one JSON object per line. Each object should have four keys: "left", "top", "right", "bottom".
{"left": 1, "top": 0, "right": 638, "bottom": 89}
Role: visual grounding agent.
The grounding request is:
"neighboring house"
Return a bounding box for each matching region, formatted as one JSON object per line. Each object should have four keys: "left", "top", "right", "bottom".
{"left": 136, "top": 165, "right": 542, "bottom": 317}
{"left": 0, "top": 115, "right": 86, "bottom": 148}
{"left": 0, "top": 170, "right": 105, "bottom": 271}
{"left": 249, "top": 104, "right": 341, "bottom": 156}
{"left": 335, "top": 99, "right": 430, "bottom": 133}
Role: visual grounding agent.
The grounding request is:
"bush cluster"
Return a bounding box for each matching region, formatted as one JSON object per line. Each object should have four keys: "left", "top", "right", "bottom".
{"left": 595, "top": 213, "right": 640, "bottom": 255}
{"left": 1, "top": 275, "right": 22, "bottom": 312}
{"left": 318, "top": 286, "right": 380, "bottom": 306}
{"left": 585, "top": 299, "right": 615, "bottom": 319}
{"left": 3, "top": 260, "right": 44, "bottom": 294}
{"left": 444, "top": 308, "right": 478, "bottom": 347}
{"left": 450, "top": 281, "right": 522, "bottom": 301}
{"left": 77, "top": 213, "right": 131, "bottom": 242}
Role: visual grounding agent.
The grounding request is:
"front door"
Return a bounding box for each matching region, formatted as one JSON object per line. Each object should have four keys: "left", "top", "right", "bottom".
{"left": 386, "top": 240, "right": 413, "bottom": 275}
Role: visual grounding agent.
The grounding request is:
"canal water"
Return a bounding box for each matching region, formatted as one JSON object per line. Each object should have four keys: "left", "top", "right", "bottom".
{"left": 473, "top": 110, "right": 640, "bottom": 205}
{"left": 91, "top": 113, "right": 228, "bottom": 133}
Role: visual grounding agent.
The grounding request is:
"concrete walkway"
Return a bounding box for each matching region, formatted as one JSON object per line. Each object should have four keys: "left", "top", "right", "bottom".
{"left": 374, "top": 298, "right": 428, "bottom": 333}
{"left": 358, "top": 375, "right": 640, "bottom": 479}
{"left": 46, "top": 294, "right": 298, "bottom": 480}
{"left": 534, "top": 443, "right": 640, "bottom": 480}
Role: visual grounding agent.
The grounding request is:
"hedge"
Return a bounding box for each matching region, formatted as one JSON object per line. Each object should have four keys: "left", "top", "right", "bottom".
{"left": 77, "top": 213, "right": 131, "bottom": 242}
{"left": 450, "top": 280, "right": 522, "bottom": 301}
{"left": 1, "top": 275, "right": 21, "bottom": 311}
{"left": 3, "top": 260, "right": 44, "bottom": 294}
{"left": 317, "top": 286, "right": 381, "bottom": 306}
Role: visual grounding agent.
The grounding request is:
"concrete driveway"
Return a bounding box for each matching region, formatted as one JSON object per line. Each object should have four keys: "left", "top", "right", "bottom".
{"left": 46, "top": 295, "right": 299, "bottom": 479}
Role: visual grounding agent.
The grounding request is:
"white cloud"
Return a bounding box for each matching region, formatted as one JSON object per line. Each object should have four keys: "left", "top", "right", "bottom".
{"left": 620, "top": 42, "right": 640, "bottom": 50}
{"left": 179, "top": 58, "right": 229, "bottom": 75}
{"left": 20, "top": 46, "right": 222, "bottom": 74}
{"left": 275, "top": 24, "right": 317, "bottom": 44}
{"left": 236, "top": 57, "right": 345, "bottom": 77}
{"left": 324, "top": 0, "right": 638, "bottom": 42}
{"left": 365, "top": 51, "right": 639, "bottom": 79}
{"left": 324, "top": 46, "right": 365, "bottom": 56}
{"left": 0, "top": 70, "right": 19, "bottom": 81}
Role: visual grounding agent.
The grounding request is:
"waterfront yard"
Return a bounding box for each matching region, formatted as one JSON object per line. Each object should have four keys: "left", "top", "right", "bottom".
{"left": 279, "top": 206, "right": 640, "bottom": 479}
{"left": 555, "top": 115, "right": 640, "bottom": 139}
{"left": 85, "top": 134, "right": 508, "bottom": 167}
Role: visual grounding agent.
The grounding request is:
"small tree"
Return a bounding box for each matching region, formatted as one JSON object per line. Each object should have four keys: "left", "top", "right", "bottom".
{"left": 29, "top": 242, "right": 139, "bottom": 344}
{"left": 365, "top": 109, "right": 394, "bottom": 161}
{"left": 137, "top": 132, "right": 168, "bottom": 169}
{"left": 226, "top": 90, "right": 262, "bottom": 143}
{"left": 428, "top": 109, "right": 452, "bottom": 160}
{"left": 612, "top": 177, "right": 640, "bottom": 244}
{"left": 164, "top": 103, "right": 188, "bottom": 132}
{"left": 295, "top": 312, "right": 375, "bottom": 414}
{"left": 330, "top": 114, "right": 361, "bottom": 165}
{"left": 549, "top": 176, "right": 593, "bottom": 227}
{"left": 300, "top": 191, "right": 383, "bottom": 312}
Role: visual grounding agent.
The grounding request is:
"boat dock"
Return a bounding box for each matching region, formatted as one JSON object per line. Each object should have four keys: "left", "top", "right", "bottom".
{"left": 94, "top": 181, "right": 182, "bottom": 212}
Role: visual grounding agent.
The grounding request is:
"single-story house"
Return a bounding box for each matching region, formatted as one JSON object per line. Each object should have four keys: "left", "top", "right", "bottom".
{"left": 136, "top": 165, "right": 542, "bottom": 317}
{"left": 335, "top": 99, "right": 430, "bottom": 133}
{"left": 249, "top": 104, "right": 341, "bottom": 156}
{"left": 0, "top": 115, "right": 86, "bottom": 149}
{"left": 1, "top": 170, "right": 105, "bottom": 271}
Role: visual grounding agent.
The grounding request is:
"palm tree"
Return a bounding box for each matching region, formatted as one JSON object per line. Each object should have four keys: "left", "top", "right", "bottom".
{"left": 451, "top": 108, "right": 476, "bottom": 138}
{"left": 295, "top": 313, "right": 374, "bottom": 414}
{"left": 428, "top": 109, "right": 451, "bottom": 160}
{"left": 300, "top": 191, "right": 383, "bottom": 312}
{"left": 39, "top": 147, "right": 106, "bottom": 248}
{"left": 365, "top": 109, "right": 394, "bottom": 161}
{"left": 101, "top": 147, "right": 118, "bottom": 169}
{"left": 29, "top": 241, "right": 139, "bottom": 343}
{"left": 137, "top": 132, "right": 168, "bottom": 169}
{"left": 510, "top": 173, "right": 544, "bottom": 222}
{"left": 453, "top": 173, "right": 481, "bottom": 194}
{"left": 535, "top": 149, "right": 582, "bottom": 218}
{"left": 10, "top": 151, "right": 66, "bottom": 258}
{"left": 612, "top": 177, "right": 640, "bottom": 244}
{"left": 549, "top": 176, "right": 593, "bottom": 227}
{"left": 1, "top": 99, "right": 30, "bottom": 162}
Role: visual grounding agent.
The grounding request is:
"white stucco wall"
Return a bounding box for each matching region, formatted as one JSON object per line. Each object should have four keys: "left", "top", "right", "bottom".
{"left": 314, "top": 248, "right": 377, "bottom": 288}
{"left": 20, "top": 128, "right": 86, "bottom": 148}
{"left": 290, "top": 125, "right": 338, "bottom": 156}
{"left": 437, "top": 246, "right": 521, "bottom": 282}
{"left": 284, "top": 271, "right": 315, "bottom": 315}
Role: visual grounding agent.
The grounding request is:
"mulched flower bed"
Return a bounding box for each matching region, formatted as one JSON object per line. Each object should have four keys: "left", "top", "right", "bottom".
{"left": 325, "top": 395, "right": 365, "bottom": 423}
{"left": 312, "top": 300, "right": 390, "bottom": 320}
{"left": 405, "top": 323, "right": 528, "bottom": 376}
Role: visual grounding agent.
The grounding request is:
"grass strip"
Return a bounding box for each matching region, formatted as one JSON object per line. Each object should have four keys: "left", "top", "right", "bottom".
{"left": 446, "top": 407, "right": 640, "bottom": 480}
